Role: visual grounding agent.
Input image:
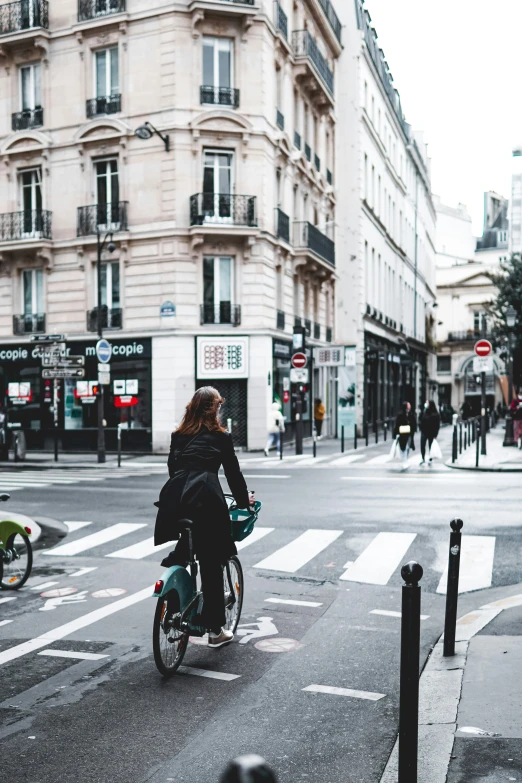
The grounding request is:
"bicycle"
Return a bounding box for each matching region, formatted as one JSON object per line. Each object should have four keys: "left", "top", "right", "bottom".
{"left": 152, "top": 495, "right": 261, "bottom": 677}
{"left": 0, "top": 493, "right": 33, "bottom": 589}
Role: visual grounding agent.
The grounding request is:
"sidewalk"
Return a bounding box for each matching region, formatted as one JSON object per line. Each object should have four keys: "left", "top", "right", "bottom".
{"left": 381, "top": 586, "right": 522, "bottom": 783}
{"left": 447, "top": 425, "right": 522, "bottom": 471}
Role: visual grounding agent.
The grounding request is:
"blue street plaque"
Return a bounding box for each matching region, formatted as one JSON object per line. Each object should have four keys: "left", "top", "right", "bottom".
{"left": 96, "top": 339, "right": 112, "bottom": 363}
{"left": 160, "top": 301, "right": 176, "bottom": 318}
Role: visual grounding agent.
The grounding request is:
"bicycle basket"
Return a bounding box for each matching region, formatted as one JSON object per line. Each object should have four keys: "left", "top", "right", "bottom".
{"left": 229, "top": 500, "right": 262, "bottom": 542}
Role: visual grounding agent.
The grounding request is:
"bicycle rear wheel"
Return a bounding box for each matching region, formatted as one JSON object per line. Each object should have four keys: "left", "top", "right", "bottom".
{"left": 152, "top": 590, "right": 189, "bottom": 677}
{"left": 223, "top": 556, "right": 243, "bottom": 634}
{"left": 1, "top": 533, "right": 32, "bottom": 589}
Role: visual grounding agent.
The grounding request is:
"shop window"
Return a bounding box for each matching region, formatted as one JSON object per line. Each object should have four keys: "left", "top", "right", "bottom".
{"left": 23, "top": 269, "right": 44, "bottom": 315}
{"left": 95, "top": 47, "right": 119, "bottom": 98}
{"left": 203, "top": 256, "right": 234, "bottom": 324}
{"left": 437, "top": 355, "right": 451, "bottom": 374}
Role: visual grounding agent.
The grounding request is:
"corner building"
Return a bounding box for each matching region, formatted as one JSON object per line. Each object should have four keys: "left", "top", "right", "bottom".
{"left": 0, "top": 0, "right": 341, "bottom": 451}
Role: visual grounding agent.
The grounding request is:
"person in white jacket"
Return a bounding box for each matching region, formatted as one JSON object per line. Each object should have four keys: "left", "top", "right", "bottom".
{"left": 264, "top": 401, "right": 285, "bottom": 456}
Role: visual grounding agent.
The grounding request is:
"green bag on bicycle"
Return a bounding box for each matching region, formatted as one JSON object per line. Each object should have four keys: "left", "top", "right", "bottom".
{"left": 228, "top": 500, "right": 262, "bottom": 542}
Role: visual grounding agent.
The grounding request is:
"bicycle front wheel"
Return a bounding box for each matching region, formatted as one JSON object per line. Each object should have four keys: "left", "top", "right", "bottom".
{"left": 223, "top": 556, "right": 244, "bottom": 634}
{"left": 1, "top": 533, "right": 32, "bottom": 589}
{"left": 152, "top": 590, "right": 189, "bottom": 677}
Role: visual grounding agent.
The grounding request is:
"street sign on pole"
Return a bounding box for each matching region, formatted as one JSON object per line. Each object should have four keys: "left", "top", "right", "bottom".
{"left": 96, "top": 339, "right": 112, "bottom": 363}
{"left": 38, "top": 342, "right": 66, "bottom": 354}
{"left": 474, "top": 339, "right": 492, "bottom": 357}
{"left": 42, "top": 354, "right": 85, "bottom": 368}
{"left": 98, "top": 371, "right": 111, "bottom": 386}
{"left": 30, "top": 334, "right": 66, "bottom": 342}
{"left": 42, "top": 368, "right": 86, "bottom": 379}
{"left": 473, "top": 356, "right": 493, "bottom": 374}
{"left": 291, "top": 352, "right": 308, "bottom": 369}
{"left": 290, "top": 368, "right": 309, "bottom": 383}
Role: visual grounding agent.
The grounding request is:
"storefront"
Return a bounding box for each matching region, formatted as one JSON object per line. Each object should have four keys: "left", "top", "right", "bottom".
{"left": 272, "top": 338, "right": 312, "bottom": 442}
{"left": 0, "top": 338, "right": 152, "bottom": 452}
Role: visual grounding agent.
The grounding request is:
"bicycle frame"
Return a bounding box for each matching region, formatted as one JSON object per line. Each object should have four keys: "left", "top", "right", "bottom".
{"left": 0, "top": 518, "right": 31, "bottom": 553}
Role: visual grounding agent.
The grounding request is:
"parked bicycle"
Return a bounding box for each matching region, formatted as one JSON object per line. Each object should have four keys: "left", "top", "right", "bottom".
{"left": 0, "top": 493, "right": 33, "bottom": 589}
{"left": 152, "top": 494, "right": 261, "bottom": 677}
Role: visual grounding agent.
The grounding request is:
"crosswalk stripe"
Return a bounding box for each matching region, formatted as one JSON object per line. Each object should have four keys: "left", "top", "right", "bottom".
{"left": 436, "top": 535, "right": 495, "bottom": 594}
{"left": 235, "top": 527, "right": 275, "bottom": 551}
{"left": 64, "top": 522, "right": 92, "bottom": 533}
{"left": 340, "top": 532, "right": 417, "bottom": 584}
{"left": 42, "top": 523, "right": 147, "bottom": 557}
{"left": 254, "top": 529, "right": 343, "bottom": 573}
{"left": 106, "top": 537, "right": 172, "bottom": 560}
{"left": 329, "top": 454, "right": 366, "bottom": 466}
{"left": 290, "top": 456, "right": 331, "bottom": 466}
{"left": 366, "top": 454, "right": 392, "bottom": 465}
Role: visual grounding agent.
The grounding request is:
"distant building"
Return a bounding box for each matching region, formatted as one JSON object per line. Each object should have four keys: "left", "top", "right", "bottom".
{"left": 510, "top": 148, "right": 522, "bottom": 254}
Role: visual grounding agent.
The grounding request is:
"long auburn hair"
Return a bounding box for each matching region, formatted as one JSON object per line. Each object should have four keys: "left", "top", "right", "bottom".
{"left": 175, "top": 386, "right": 226, "bottom": 436}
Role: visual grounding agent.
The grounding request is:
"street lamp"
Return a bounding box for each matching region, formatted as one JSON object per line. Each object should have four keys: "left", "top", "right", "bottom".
{"left": 96, "top": 230, "right": 115, "bottom": 464}
{"left": 503, "top": 306, "right": 517, "bottom": 447}
{"left": 134, "top": 121, "right": 170, "bottom": 152}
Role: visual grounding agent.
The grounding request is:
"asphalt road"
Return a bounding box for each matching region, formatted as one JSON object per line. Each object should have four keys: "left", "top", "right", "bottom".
{"left": 0, "top": 433, "right": 520, "bottom": 783}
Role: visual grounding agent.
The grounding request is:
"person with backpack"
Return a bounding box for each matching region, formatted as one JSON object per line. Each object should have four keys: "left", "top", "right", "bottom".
{"left": 418, "top": 399, "right": 441, "bottom": 465}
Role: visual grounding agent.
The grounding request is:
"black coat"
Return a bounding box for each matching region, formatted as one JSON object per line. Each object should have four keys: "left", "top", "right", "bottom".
{"left": 419, "top": 410, "right": 440, "bottom": 440}
{"left": 394, "top": 410, "right": 417, "bottom": 452}
{"left": 154, "top": 428, "right": 250, "bottom": 561}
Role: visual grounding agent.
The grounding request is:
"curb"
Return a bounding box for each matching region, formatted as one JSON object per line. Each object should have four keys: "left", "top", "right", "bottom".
{"left": 379, "top": 593, "right": 522, "bottom": 783}
{"left": 446, "top": 461, "right": 522, "bottom": 472}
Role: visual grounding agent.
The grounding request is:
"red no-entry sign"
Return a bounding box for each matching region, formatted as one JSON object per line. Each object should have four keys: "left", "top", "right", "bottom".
{"left": 474, "top": 339, "right": 492, "bottom": 357}
{"left": 291, "top": 352, "right": 307, "bottom": 369}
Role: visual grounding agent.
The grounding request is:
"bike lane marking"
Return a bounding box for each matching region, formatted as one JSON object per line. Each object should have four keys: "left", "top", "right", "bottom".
{"left": 265, "top": 598, "right": 323, "bottom": 608}
{"left": 0, "top": 596, "right": 17, "bottom": 605}
{"left": 178, "top": 666, "right": 240, "bottom": 681}
{"left": 38, "top": 649, "right": 109, "bottom": 661}
{"left": 302, "top": 684, "right": 386, "bottom": 700}
{"left": 0, "top": 585, "right": 151, "bottom": 667}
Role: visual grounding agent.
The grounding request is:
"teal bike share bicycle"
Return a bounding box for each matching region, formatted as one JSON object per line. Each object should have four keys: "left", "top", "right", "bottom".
{"left": 152, "top": 494, "right": 261, "bottom": 677}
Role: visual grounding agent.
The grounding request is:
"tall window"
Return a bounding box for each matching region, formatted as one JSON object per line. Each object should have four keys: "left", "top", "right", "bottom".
{"left": 95, "top": 159, "right": 119, "bottom": 227}
{"left": 202, "top": 37, "right": 232, "bottom": 97}
{"left": 23, "top": 269, "right": 43, "bottom": 315}
{"left": 98, "top": 261, "right": 120, "bottom": 310}
{"left": 203, "top": 256, "right": 234, "bottom": 323}
{"left": 19, "top": 168, "right": 42, "bottom": 235}
{"left": 202, "top": 150, "right": 233, "bottom": 221}
{"left": 95, "top": 48, "right": 119, "bottom": 98}
{"left": 20, "top": 63, "right": 41, "bottom": 111}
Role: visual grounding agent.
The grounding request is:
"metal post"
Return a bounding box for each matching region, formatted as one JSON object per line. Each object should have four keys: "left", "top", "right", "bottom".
{"left": 384, "top": 420, "right": 388, "bottom": 441}
{"left": 354, "top": 423, "right": 357, "bottom": 450}
{"left": 313, "top": 425, "right": 317, "bottom": 458}
{"left": 459, "top": 423, "right": 462, "bottom": 454}
{"left": 279, "top": 426, "right": 283, "bottom": 460}
{"left": 480, "top": 371, "right": 487, "bottom": 456}
{"left": 375, "top": 421, "right": 379, "bottom": 444}
{"left": 96, "top": 231, "right": 106, "bottom": 465}
{"left": 504, "top": 333, "right": 515, "bottom": 446}
{"left": 399, "top": 561, "right": 423, "bottom": 783}
{"left": 295, "top": 387, "right": 303, "bottom": 455}
{"left": 117, "top": 423, "right": 122, "bottom": 468}
{"left": 443, "top": 519, "right": 463, "bottom": 657}
{"left": 53, "top": 378, "right": 59, "bottom": 462}
{"left": 341, "top": 424, "right": 345, "bottom": 453}
{"left": 476, "top": 420, "right": 480, "bottom": 467}
{"left": 464, "top": 428, "right": 467, "bottom": 450}
{"left": 365, "top": 421, "right": 369, "bottom": 446}
{"left": 220, "top": 755, "right": 278, "bottom": 783}
{"left": 452, "top": 424, "right": 457, "bottom": 463}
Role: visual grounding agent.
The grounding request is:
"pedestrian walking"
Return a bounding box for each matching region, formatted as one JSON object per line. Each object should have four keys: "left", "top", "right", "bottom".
{"left": 418, "top": 400, "right": 441, "bottom": 465}
{"left": 460, "top": 400, "right": 472, "bottom": 421}
{"left": 393, "top": 401, "right": 417, "bottom": 469}
{"left": 314, "top": 398, "right": 326, "bottom": 438}
{"left": 264, "top": 401, "right": 285, "bottom": 456}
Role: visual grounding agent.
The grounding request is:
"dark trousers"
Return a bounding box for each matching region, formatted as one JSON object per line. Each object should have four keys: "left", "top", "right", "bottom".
{"left": 170, "top": 533, "right": 226, "bottom": 634}
{"left": 315, "top": 419, "right": 323, "bottom": 437}
{"left": 420, "top": 433, "right": 433, "bottom": 460}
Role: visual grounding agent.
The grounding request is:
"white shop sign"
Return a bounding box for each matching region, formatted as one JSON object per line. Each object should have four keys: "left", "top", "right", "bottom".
{"left": 473, "top": 356, "right": 494, "bottom": 374}
{"left": 197, "top": 336, "right": 249, "bottom": 379}
{"left": 313, "top": 346, "right": 344, "bottom": 367}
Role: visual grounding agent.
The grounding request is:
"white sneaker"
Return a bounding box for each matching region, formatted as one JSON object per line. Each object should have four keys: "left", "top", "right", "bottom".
{"left": 264, "top": 448, "right": 269, "bottom": 457}
{"left": 208, "top": 629, "right": 234, "bottom": 648}
{"left": 419, "top": 459, "right": 425, "bottom": 466}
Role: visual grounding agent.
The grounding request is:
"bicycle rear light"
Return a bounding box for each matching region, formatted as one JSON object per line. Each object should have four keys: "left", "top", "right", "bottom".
{"left": 154, "top": 580, "right": 164, "bottom": 594}
{"left": 24, "top": 527, "right": 31, "bottom": 535}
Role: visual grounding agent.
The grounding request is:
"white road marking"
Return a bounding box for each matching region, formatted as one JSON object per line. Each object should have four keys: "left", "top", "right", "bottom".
{"left": 241, "top": 475, "right": 290, "bottom": 479}
{"left": 341, "top": 476, "right": 470, "bottom": 481}
{"left": 106, "top": 537, "right": 172, "bottom": 560}
{"left": 254, "top": 529, "right": 343, "bottom": 573}
{"left": 236, "top": 616, "right": 279, "bottom": 644}
{"left": 69, "top": 567, "right": 98, "bottom": 577}
{"left": 329, "top": 454, "right": 366, "bottom": 466}
{"left": 38, "top": 649, "right": 109, "bottom": 661}
{"left": 0, "top": 585, "right": 151, "bottom": 666}
{"left": 265, "top": 598, "right": 323, "bottom": 608}
{"left": 63, "top": 522, "right": 92, "bottom": 533}
{"left": 370, "top": 609, "right": 430, "bottom": 620}
{"left": 178, "top": 666, "right": 240, "bottom": 681}
{"left": 235, "top": 527, "right": 275, "bottom": 551}
{"left": 340, "top": 532, "right": 417, "bottom": 584}
{"left": 292, "top": 456, "right": 331, "bottom": 466}
{"left": 366, "top": 454, "right": 392, "bottom": 465}
{"left": 0, "top": 619, "right": 13, "bottom": 627}
{"left": 302, "top": 684, "right": 386, "bottom": 701}
{"left": 42, "top": 523, "right": 147, "bottom": 557}
{"left": 436, "top": 535, "right": 496, "bottom": 594}
{"left": 30, "top": 581, "right": 60, "bottom": 591}
{"left": 0, "top": 596, "right": 17, "bottom": 605}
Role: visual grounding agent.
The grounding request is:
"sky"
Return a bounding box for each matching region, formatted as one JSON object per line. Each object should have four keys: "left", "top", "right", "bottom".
{"left": 364, "top": 0, "right": 522, "bottom": 236}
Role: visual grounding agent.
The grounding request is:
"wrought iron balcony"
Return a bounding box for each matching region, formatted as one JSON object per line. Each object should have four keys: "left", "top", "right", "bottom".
{"left": 77, "top": 202, "right": 128, "bottom": 236}
{"left": 292, "top": 30, "right": 334, "bottom": 95}
{"left": 275, "top": 1, "right": 287, "bottom": 38}
{"left": 326, "top": 168, "right": 332, "bottom": 185}
{"left": 317, "top": 0, "right": 342, "bottom": 44}
{"left": 200, "top": 85, "right": 239, "bottom": 108}
{"left": 277, "top": 309, "right": 285, "bottom": 330}
{"left": 294, "top": 131, "right": 301, "bottom": 150}
{"left": 86, "top": 94, "right": 121, "bottom": 118}
{"left": 78, "top": 0, "right": 126, "bottom": 22}
{"left": 87, "top": 306, "right": 122, "bottom": 332}
{"left": 0, "top": 0, "right": 48, "bottom": 35}
{"left": 12, "top": 107, "right": 43, "bottom": 131}
{"left": 326, "top": 326, "right": 332, "bottom": 342}
{"left": 446, "top": 329, "right": 496, "bottom": 343}
{"left": 304, "top": 143, "right": 311, "bottom": 162}
{"left": 190, "top": 193, "right": 257, "bottom": 227}
{"left": 294, "top": 221, "right": 335, "bottom": 266}
{"left": 314, "top": 154, "right": 320, "bottom": 172}
{"left": 0, "top": 210, "right": 51, "bottom": 241}
{"left": 276, "top": 109, "right": 284, "bottom": 130}
{"left": 13, "top": 313, "right": 45, "bottom": 335}
{"left": 313, "top": 322, "right": 320, "bottom": 340}
{"left": 200, "top": 303, "right": 241, "bottom": 326}
{"left": 276, "top": 208, "right": 290, "bottom": 243}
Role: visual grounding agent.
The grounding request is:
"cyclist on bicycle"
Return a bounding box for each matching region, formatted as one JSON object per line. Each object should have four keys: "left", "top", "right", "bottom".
{"left": 154, "top": 386, "right": 253, "bottom": 648}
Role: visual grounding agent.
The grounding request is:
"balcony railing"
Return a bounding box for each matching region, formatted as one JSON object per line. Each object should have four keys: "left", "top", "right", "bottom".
{"left": 77, "top": 202, "right": 128, "bottom": 236}
{"left": 317, "top": 0, "right": 342, "bottom": 44}
{"left": 275, "top": 1, "right": 287, "bottom": 38}
{"left": 86, "top": 94, "right": 121, "bottom": 118}
{"left": 200, "top": 303, "right": 241, "bottom": 326}
{"left": 0, "top": 0, "right": 48, "bottom": 35}
{"left": 313, "top": 322, "right": 320, "bottom": 340}
{"left": 13, "top": 313, "right": 45, "bottom": 335}
{"left": 314, "top": 154, "right": 320, "bottom": 172}
{"left": 294, "top": 131, "right": 301, "bottom": 150}
{"left": 12, "top": 107, "right": 43, "bottom": 131}
{"left": 78, "top": 0, "right": 126, "bottom": 22}
{"left": 276, "top": 207, "right": 290, "bottom": 243}
{"left": 293, "top": 221, "right": 335, "bottom": 265}
{"left": 277, "top": 310, "right": 285, "bottom": 330}
{"left": 0, "top": 210, "right": 51, "bottom": 241}
{"left": 326, "top": 326, "right": 332, "bottom": 342}
{"left": 200, "top": 86, "right": 239, "bottom": 109}
{"left": 87, "top": 306, "right": 122, "bottom": 332}
{"left": 276, "top": 108, "right": 284, "bottom": 130}
{"left": 326, "top": 168, "right": 332, "bottom": 185}
{"left": 304, "top": 143, "right": 311, "bottom": 162}
{"left": 447, "top": 330, "right": 496, "bottom": 343}
{"left": 292, "top": 30, "right": 334, "bottom": 95}
{"left": 190, "top": 193, "right": 257, "bottom": 227}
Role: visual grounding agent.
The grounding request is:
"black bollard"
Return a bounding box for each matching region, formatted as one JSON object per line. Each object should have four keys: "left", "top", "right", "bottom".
{"left": 384, "top": 420, "right": 388, "bottom": 442}
{"left": 452, "top": 425, "right": 458, "bottom": 463}
{"left": 464, "top": 428, "right": 467, "bottom": 450}
{"left": 313, "top": 425, "right": 317, "bottom": 458}
{"left": 375, "top": 422, "right": 379, "bottom": 444}
{"left": 220, "top": 755, "right": 278, "bottom": 783}
{"left": 279, "top": 429, "right": 283, "bottom": 460}
{"left": 354, "top": 424, "right": 357, "bottom": 450}
{"left": 459, "top": 423, "right": 463, "bottom": 454}
{"left": 365, "top": 422, "right": 369, "bottom": 446}
{"left": 475, "top": 420, "right": 480, "bottom": 467}
{"left": 443, "top": 519, "right": 463, "bottom": 657}
{"left": 399, "top": 561, "right": 423, "bottom": 783}
{"left": 341, "top": 424, "right": 345, "bottom": 453}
